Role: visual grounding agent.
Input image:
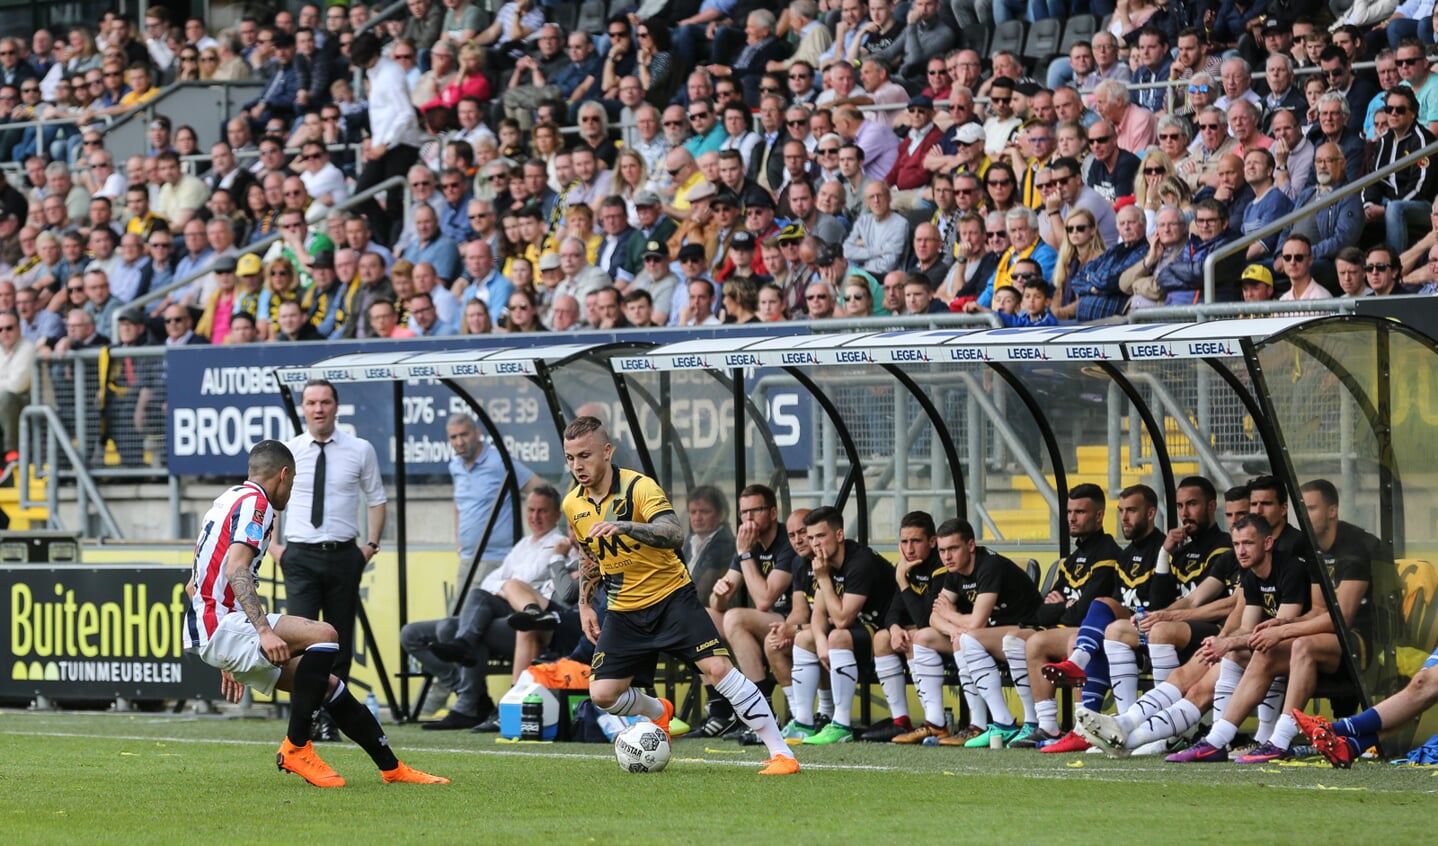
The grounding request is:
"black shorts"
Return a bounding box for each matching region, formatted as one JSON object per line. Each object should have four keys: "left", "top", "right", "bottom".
{"left": 591, "top": 583, "right": 730, "bottom": 683}
{"left": 1178, "top": 621, "right": 1222, "bottom": 659}
{"left": 1031, "top": 601, "right": 1067, "bottom": 630}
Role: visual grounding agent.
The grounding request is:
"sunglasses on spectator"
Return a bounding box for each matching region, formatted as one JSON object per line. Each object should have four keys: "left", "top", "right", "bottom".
{"left": 987, "top": 179, "right": 1014, "bottom": 187}
{"left": 149, "top": 241, "right": 172, "bottom": 248}
{"left": 1282, "top": 253, "right": 1310, "bottom": 261}
{"left": 1365, "top": 263, "right": 1392, "bottom": 272}
{"left": 441, "top": 182, "right": 463, "bottom": 189}
{"left": 1011, "top": 272, "right": 1041, "bottom": 281}
{"left": 789, "top": 72, "right": 811, "bottom": 79}
{"left": 1199, "top": 122, "right": 1221, "bottom": 130}
{"left": 787, "top": 119, "right": 806, "bottom": 126}
{"left": 1385, "top": 105, "right": 1411, "bottom": 114}
{"left": 818, "top": 147, "right": 838, "bottom": 154}
{"left": 1066, "top": 224, "right": 1090, "bottom": 234}
{"left": 688, "top": 111, "right": 709, "bottom": 120}
{"left": 806, "top": 293, "right": 831, "bottom": 301}
{"left": 1143, "top": 167, "right": 1166, "bottom": 175}
{"left": 1159, "top": 132, "right": 1182, "bottom": 140}
{"left": 1088, "top": 134, "right": 1113, "bottom": 144}
{"left": 1188, "top": 84, "right": 1209, "bottom": 94}
{"left": 608, "top": 29, "right": 627, "bottom": 38}
{"left": 990, "top": 96, "right": 1010, "bottom": 104}
{"left": 843, "top": 294, "right": 867, "bottom": 301}
{"left": 1397, "top": 57, "right": 1422, "bottom": 67}
{"left": 986, "top": 231, "right": 1008, "bottom": 239}
{"left": 164, "top": 317, "right": 188, "bottom": 324}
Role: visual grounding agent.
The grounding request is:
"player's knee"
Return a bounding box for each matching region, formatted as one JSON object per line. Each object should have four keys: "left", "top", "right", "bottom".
{"left": 1410, "top": 666, "right": 1438, "bottom": 707}
{"left": 1150, "top": 622, "right": 1187, "bottom": 646}
{"left": 1103, "top": 620, "right": 1135, "bottom": 643}
{"left": 312, "top": 621, "right": 339, "bottom": 644}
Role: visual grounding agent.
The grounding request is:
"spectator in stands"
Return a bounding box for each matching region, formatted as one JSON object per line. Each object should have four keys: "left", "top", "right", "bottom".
{"left": 1364, "top": 85, "right": 1438, "bottom": 255}
{"left": 1238, "top": 263, "right": 1274, "bottom": 302}
{"left": 1240, "top": 148, "right": 1292, "bottom": 260}
{"left": 367, "top": 298, "right": 415, "bottom": 339}
{"left": 1363, "top": 244, "right": 1413, "bottom": 296}
{"left": 902, "top": 272, "right": 946, "bottom": 315}
{"left": 401, "top": 204, "right": 460, "bottom": 282}
{"left": 1131, "top": 27, "right": 1172, "bottom": 115}
{"left": 843, "top": 182, "right": 908, "bottom": 276}
{"left": 1041, "top": 156, "right": 1119, "bottom": 249}
{"left": 1365, "top": 50, "right": 1401, "bottom": 140}
{"left": 982, "top": 77, "right": 1022, "bottom": 158}
{"left": 906, "top": 223, "right": 948, "bottom": 290}
{"left": 1266, "top": 109, "right": 1312, "bottom": 202}
{"left": 1085, "top": 118, "right": 1140, "bottom": 204}
{"left": 1276, "top": 235, "right": 1331, "bottom": 301}
{"left": 1309, "top": 91, "right": 1366, "bottom": 181}
{"left": 1072, "top": 204, "right": 1150, "bottom": 322}
{"left": 162, "top": 301, "right": 207, "bottom": 345}
{"left": 1335, "top": 247, "right": 1370, "bottom": 297}
{"left": 0, "top": 307, "right": 30, "bottom": 472}
{"left": 1283, "top": 143, "right": 1362, "bottom": 285}
{"left": 1159, "top": 198, "right": 1240, "bottom": 303}
{"left": 1260, "top": 54, "right": 1305, "bottom": 134}
{"left": 1182, "top": 106, "right": 1237, "bottom": 192}
{"left": 154, "top": 151, "right": 208, "bottom": 227}
{"left": 15, "top": 286, "right": 60, "bottom": 344}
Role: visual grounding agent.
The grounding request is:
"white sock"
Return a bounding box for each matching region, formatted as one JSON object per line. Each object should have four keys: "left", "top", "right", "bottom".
{"left": 910, "top": 645, "right": 947, "bottom": 727}
{"left": 956, "top": 651, "right": 989, "bottom": 727}
{"left": 828, "top": 648, "right": 858, "bottom": 729}
{"left": 1035, "top": 698, "right": 1060, "bottom": 735}
{"left": 1204, "top": 718, "right": 1239, "bottom": 750}
{"left": 1118, "top": 681, "right": 1181, "bottom": 734}
{"left": 1255, "top": 677, "right": 1287, "bottom": 743}
{"left": 1068, "top": 647, "right": 1092, "bottom": 671}
{"left": 1002, "top": 635, "right": 1037, "bottom": 725}
{"left": 962, "top": 634, "right": 1015, "bottom": 726}
{"left": 715, "top": 668, "right": 792, "bottom": 759}
{"left": 1105, "top": 640, "right": 1140, "bottom": 713}
{"left": 605, "top": 687, "right": 665, "bottom": 720}
{"left": 1213, "top": 659, "right": 1244, "bottom": 720}
{"left": 874, "top": 653, "right": 909, "bottom": 722}
{"left": 781, "top": 685, "right": 798, "bottom": 721}
{"left": 1148, "top": 642, "right": 1180, "bottom": 682}
{"left": 817, "top": 688, "right": 834, "bottom": 720}
{"left": 1269, "top": 714, "right": 1300, "bottom": 751}
{"left": 790, "top": 647, "right": 821, "bottom": 726}
{"left": 1128, "top": 698, "right": 1203, "bottom": 749}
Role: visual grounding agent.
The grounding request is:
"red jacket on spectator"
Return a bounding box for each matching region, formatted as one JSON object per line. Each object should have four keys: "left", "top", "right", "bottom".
{"left": 886, "top": 125, "right": 943, "bottom": 191}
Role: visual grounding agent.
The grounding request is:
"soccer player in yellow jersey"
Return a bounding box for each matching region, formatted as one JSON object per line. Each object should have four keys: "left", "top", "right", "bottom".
{"left": 561, "top": 416, "right": 799, "bottom": 775}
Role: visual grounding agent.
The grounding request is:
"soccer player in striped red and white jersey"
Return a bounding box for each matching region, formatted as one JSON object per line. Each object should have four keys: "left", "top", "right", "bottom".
{"left": 183, "top": 439, "right": 447, "bottom": 788}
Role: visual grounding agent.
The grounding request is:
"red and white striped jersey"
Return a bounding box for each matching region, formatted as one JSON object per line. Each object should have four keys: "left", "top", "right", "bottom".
{"left": 183, "top": 480, "right": 277, "bottom": 650}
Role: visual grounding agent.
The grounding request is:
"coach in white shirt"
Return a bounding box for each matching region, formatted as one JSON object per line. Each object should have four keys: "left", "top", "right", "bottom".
{"left": 271, "top": 378, "right": 386, "bottom": 692}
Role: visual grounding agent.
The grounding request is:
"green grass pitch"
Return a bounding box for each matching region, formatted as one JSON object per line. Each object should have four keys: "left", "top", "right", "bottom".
{"left": 2, "top": 712, "right": 1434, "bottom": 845}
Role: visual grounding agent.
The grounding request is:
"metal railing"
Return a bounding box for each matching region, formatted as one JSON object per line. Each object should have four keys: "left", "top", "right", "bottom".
{"left": 1198, "top": 136, "right": 1438, "bottom": 303}
{"left": 117, "top": 174, "right": 409, "bottom": 339}
{"left": 1129, "top": 298, "right": 1363, "bottom": 323}
{"left": 17, "top": 406, "right": 125, "bottom": 539}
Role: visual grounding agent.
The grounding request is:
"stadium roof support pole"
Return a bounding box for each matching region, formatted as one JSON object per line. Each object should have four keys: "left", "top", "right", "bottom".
{"left": 391, "top": 381, "right": 409, "bottom": 721}
{"left": 609, "top": 367, "right": 661, "bottom": 485}
{"left": 730, "top": 369, "right": 746, "bottom": 498}
{"left": 1239, "top": 332, "right": 1373, "bottom": 718}
{"left": 986, "top": 363, "right": 1072, "bottom": 556}
{"left": 620, "top": 373, "right": 695, "bottom": 494}
{"left": 882, "top": 365, "right": 967, "bottom": 519}
{"left": 784, "top": 366, "right": 869, "bottom": 546}
{"left": 1098, "top": 363, "right": 1178, "bottom": 529}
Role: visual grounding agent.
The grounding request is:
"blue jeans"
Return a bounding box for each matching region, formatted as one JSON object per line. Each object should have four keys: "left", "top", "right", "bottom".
{"left": 1047, "top": 57, "right": 1074, "bottom": 90}
{"left": 993, "top": 0, "right": 1028, "bottom": 24}
{"left": 1386, "top": 199, "right": 1431, "bottom": 254}
{"left": 1387, "top": 18, "right": 1436, "bottom": 50}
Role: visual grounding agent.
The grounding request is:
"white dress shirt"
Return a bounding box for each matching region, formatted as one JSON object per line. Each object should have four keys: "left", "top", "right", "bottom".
{"left": 283, "top": 427, "right": 387, "bottom": 543}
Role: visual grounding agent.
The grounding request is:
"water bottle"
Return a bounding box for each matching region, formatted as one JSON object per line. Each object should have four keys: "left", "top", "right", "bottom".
{"left": 944, "top": 707, "right": 955, "bottom": 734}
{"left": 365, "top": 692, "right": 381, "bottom": 724}
{"left": 520, "top": 693, "right": 543, "bottom": 740}
{"left": 1133, "top": 605, "right": 1148, "bottom": 647}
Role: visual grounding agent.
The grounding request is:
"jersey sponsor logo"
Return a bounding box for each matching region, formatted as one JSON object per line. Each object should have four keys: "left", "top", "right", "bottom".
{"left": 835, "top": 349, "right": 875, "bottom": 364}
{"left": 694, "top": 638, "right": 721, "bottom": 653}
{"left": 724, "top": 353, "right": 763, "bottom": 367}
{"left": 588, "top": 533, "right": 637, "bottom": 561}
{"left": 885, "top": 348, "right": 928, "bottom": 363}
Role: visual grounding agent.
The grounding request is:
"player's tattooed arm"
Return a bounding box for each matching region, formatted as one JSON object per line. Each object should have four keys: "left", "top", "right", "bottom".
{"left": 618, "top": 512, "right": 684, "bottom": 549}
{"left": 578, "top": 549, "right": 602, "bottom": 607}
{"left": 223, "top": 547, "right": 271, "bottom": 632}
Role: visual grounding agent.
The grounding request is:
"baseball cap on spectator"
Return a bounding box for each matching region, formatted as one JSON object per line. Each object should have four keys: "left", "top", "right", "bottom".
{"left": 237, "top": 254, "right": 263, "bottom": 276}
{"left": 118, "top": 307, "right": 147, "bottom": 324}
{"left": 1262, "top": 18, "right": 1288, "bottom": 35}
{"left": 1241, "top": 264, "right": 1274, "bottom": 287}
{"left": 731, "top": 231, "right": 756, "bottom": 251}
{"left": 272, "top": 32, "right": 295, "bottom": 49}
{"left": 713, "top": 189, "right": 740, "bottom": 209}
{"left": 812, "top": 242, "right": 839, "bottom": 268}
{"left": 1014, "top": 81, "right": 1043, "bottom": 98}
{"left": 312, "top": 250, "right": 335, "bottom": 269}
{"left": 150, "top": 115, "right": 171, "bottom": 132}
{"left": 212, "top": 255, "right": 238, "bottom": 274}
{"left": 907, "top": 94, "right": 934, "bottom": 110}
{"left": 743, "top": 190, "right": 774, "bottom": 211}
{"left": 686, "top": 181, "right": 717, "bottom": 203}
{"left": 955, "top": 124, "right": 985, "bottom": 145}
{"left": 538, "top": 253, "right": 562, "bottom": 271}
{"left": 677, "top": 243, "right": 706, "bottom": 262}
{"left": 642, "top": 240, "right": 667, "bottom": 260}
{"left": 778, "top": 223, "right": 806, "bottom": 242}
{"left": 634, "top": 189, "right": 661, "bottom": 207}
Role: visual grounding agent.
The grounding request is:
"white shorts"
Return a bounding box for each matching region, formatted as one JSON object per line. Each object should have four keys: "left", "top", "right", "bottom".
{"left": 197, "top": 612, "right": 285, "bottom": 696}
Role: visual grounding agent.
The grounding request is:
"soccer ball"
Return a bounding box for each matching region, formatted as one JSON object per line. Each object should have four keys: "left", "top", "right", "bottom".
{"left": 613, "top": 722, "right": 671, "bottom": 773}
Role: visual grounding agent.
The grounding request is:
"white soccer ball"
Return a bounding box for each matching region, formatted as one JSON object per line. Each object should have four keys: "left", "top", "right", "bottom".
{"left": 614, "top": 721, "right": 671, "bottom": 773}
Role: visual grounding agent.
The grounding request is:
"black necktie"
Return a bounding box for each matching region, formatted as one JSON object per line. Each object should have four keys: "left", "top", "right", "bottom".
{"left": 310, "top": 440, "right": 328, "bottom": 530}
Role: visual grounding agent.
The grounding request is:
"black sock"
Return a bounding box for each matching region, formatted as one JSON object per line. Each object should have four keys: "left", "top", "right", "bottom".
{"left": 325, "top": 682, "right": 400, "bottom": 771}
{"left": 757, "top": 676, "right": 776, "bottom": 698}
{"left": 286, "top": 648, "right": 336, "bottom": 746}
{"left": 706, "top": 685, "right": 734, "bottom": 720}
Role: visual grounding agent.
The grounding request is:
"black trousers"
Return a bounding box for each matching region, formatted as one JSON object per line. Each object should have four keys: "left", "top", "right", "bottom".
{"left": 282, "top": 541, "right": 366, "bottom": 681}
{"left": 353, "top": 142, "right": 419, "bottom": 248}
